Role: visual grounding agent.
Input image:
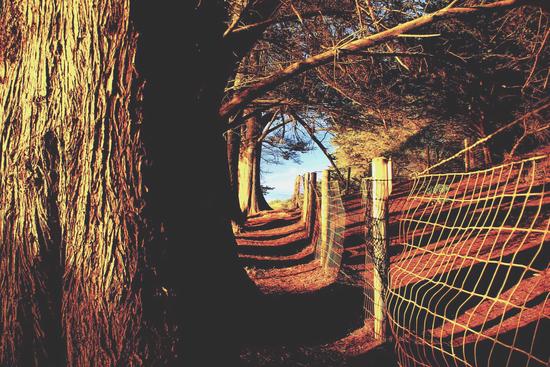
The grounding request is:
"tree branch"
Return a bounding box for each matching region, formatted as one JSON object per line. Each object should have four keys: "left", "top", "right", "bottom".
{"left": 290, "top": 110, "right": 345, "bottom": 181}
{"left": 342, "top": 50, "right": 435, "bottom": 58}
{"left": 256, "top": 110, "right": 280, "bottom": 142}
{"left": 220, "top": 0, "right": 539, "bottom": 120}
{"left": 258, "top": 114, "right": 294, "bottom": 142}
{"left": 231, "top": 9, "right": 355, "bottom": 35}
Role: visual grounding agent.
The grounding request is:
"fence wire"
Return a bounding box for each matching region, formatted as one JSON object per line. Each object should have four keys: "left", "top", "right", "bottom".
{"left": 310, "top": 176, "right": 347, "bottom": 280}
{"left": 361, "top": 178, "right": 377, "bottom": 328}
{"left": 361, "top": 174, "right": 405, "bottom": 339}
{"left": 324, "top": 179, "right": 347, "bottom": 277}
{"left": 384, "top": 155, "right": 549, "bottom": 367}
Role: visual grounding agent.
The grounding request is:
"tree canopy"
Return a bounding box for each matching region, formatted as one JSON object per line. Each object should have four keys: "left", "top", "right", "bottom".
{"left": 223, "top": 0, "right": 549, "bottom": 176}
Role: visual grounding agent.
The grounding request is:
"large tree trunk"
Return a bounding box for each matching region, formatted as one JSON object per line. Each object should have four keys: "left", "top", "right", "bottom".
{"left": 234, "top": 52, "right": 271, "bottom": 217}
{"left": 134, "top": 2, "right": 267, "bottom": 366}
{"left": 0, "top": 1, "right": 145, "bottom": 366}
{"left": 238, "top": 114, "right": 271, "bottom": 216}
{"left": 226, "top": 127, "right": 247, "bottom": 224}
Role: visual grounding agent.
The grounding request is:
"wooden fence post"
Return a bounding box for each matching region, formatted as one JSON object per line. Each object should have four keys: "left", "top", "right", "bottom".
{"left": 320, "top": 170, "right": 330, "bottom": 268}
{"left": 387, "top": 158, "right": 393, "bottom": 196}
{"left": 301, "top": 173, "right": 310, "bottom": 223}
{"left": 292, "top": 175, "right": 302, "bottom": 209}
{"left": 371, "top": 157, "right": 392, "bottom": 341}
{"left": 301, "top": 172, "right": 317, "bottom": 236}
{"left": 307, "top": 172, "right": 317, "bottom": 236}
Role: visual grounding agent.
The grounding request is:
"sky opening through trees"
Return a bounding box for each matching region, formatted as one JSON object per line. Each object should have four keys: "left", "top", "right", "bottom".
{"left": 262, "top": 131, "right": 333, "bottom": 201}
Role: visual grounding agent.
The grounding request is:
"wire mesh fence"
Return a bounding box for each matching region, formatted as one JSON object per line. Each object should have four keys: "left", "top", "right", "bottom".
{"left": 323, "top": 179, "right": 346, "bottom": 277}
{"left": 360, "top": 158, "right": 404, "bottom": 341}
{"left": 361, "top": 176, "right": 388, "bottom": 337}
{"left": 360, "top": 152, "right": 549, "bottom": 366}
{"left": 361, "top": 178, "right": 376, "bottom": 325}
{"left": 311, "top": 175, "right": 346, "bottom": 280}
{"left": 388, "top": 154, "right": 549, "bottom": 367}
{"left": 295, "top": 131, "right": 548, "bottom": 366}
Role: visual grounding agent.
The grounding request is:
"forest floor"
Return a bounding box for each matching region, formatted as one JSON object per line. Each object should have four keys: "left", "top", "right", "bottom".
{"left": 235, "top": 194, "right": 398, "bottom": 367}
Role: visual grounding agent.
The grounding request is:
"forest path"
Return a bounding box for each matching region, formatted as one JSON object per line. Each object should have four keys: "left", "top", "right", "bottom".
{"left": 236, "top": 196, "right": 397, "bottom": 366}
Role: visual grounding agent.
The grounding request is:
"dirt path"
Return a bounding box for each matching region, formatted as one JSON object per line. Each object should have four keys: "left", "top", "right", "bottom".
{"left": 236, "top": 196, "right": 397, "bottom": 366}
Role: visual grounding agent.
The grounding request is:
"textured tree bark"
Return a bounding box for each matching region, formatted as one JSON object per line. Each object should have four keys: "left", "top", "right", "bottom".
{"left": 238, "top": 115, "right": 259, "bottom": 214}
{"left": 238, "top": 114, "right": 271, "bottom": 215}
{"left": 0, "top": 1, "right": 145, "bottom": 366}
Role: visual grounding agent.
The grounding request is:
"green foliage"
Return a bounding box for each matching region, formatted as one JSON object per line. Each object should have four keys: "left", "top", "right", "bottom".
{"left": 262, "top": 117, "right": 315, "bottom": 165}
{"left": 425, "top": 183, "right": 451, "bottom": 204}
{"left": 261, "top": 185, "right": 274, "bottom": 195}
{"left": 332, "top": 117, "right": 465, "bottom": 176}
{"left": 268, "top": 198, "right": 294, "bottom": 210}
{"left": 240, "top": 0, "right": 549, "bottom": 176}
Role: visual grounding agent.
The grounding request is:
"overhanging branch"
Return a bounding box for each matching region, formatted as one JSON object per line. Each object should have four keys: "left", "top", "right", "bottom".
{"left": 219, "top": 0, "right": 539, "bottom": 120}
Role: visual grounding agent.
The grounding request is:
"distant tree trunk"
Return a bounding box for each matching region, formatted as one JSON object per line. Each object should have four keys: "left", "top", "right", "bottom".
{"left": 226, "top": 127, "right": 246, "bottom": 223}
{"left": 235, "top": 49, "right": 273, "bottom": 216}
{"left": 481, "top": 141, "right": 493, "bottom": 166}
{"left": 0, "top": 1, "right": 145, "bottom": 366}
{"left": 425, "top": 144, "right": 432, "bottom": 168}
{"left": 238, "top": 114, "right": 271, "bottom": 215}
{"left": 473, "top": 114, "right": 493, "bottom": 167}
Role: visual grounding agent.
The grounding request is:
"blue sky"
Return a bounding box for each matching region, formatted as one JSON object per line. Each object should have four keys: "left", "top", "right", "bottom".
{"left": 262, "top": 138, "right": 333, "bottom": 201}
